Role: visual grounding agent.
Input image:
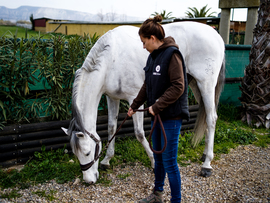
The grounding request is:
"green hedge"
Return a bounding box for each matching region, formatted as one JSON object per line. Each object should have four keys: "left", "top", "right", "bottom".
{"left": 0, "top": 34, "right": 99, "bottom": 127}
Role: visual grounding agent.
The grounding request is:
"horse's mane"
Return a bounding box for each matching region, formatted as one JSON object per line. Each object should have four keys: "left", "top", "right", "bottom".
{"left": 81, "top": 30, "right": 112, "bottom": 72}
{"left": 68, "top": 30, "right": 113, "bottom": 133}
{"left": 67, "top": 68, "right": 84, "bottom": 135}
{"left": 68, "top": 30, "right": 113, "bottom": 152}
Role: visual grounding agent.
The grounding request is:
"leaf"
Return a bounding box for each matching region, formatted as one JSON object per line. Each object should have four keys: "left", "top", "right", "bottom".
{"left": 0, "top": 100, "right": 7, "bottom": 120}
{"left": 24, "top": 81, "right": 29, "bottom": 95}
{"left": 0, "top": 82, "right": 9, "bottom": 88}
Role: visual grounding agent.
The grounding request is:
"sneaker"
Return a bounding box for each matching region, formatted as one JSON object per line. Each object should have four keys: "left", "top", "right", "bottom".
{"left": 139, "top": 190, "right": 163, "bottom": 203}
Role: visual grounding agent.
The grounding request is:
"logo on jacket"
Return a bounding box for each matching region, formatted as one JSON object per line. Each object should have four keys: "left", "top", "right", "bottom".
{"left": 153, "top": 65, "right": 161, "bottom": 75}
{"left": 156, "top": 65, "right": 160, "bottom": 72}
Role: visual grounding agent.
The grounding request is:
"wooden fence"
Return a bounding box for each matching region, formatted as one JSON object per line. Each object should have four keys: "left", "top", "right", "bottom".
{"left": 0, "top": 105, "right": 199, "bottom": 168}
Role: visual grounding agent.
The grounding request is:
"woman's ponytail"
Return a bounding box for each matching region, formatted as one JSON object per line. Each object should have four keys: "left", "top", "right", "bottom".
{"left": 139, "top": 15, "right": 165, "bottom": 41}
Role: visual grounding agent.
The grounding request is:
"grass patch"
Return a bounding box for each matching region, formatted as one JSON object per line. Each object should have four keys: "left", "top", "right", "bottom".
{"left": 177, "top": 103, "right": 268, "bottom": 164}
{"left": 24, "top": 146, "right": 81, "bottom": 184}
{"left": 254, "top": 133, "right": 270, "bottom": 147}
{"left": 0, "top": 25, "right": 93, "bottom": 40}
{"left": 0, "top": 25, "right": 51, "bottom": 39}
{"left": 95, "top": 170, "right": 113, "bottom": 186}
{"left": 0, "top": 146, "right": 81, "bottom": 189}
{"left": 32, "top": 189, "right": 57, "bottom": 201}
{"left": 0, "top": 189, "right": 22, "bottom": 199}
{"left": 106, "top": 136, "right": 152, "bottom": 168}
{"left": 178, "top": 132, "right": 204, "bottom": 166}
{"left": 117, "top": 173, "right": 132, "bottom": 180}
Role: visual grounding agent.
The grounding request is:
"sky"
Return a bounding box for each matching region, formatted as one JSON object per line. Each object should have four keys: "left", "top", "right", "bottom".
{"left": 0, "top": 0, "right": 248, "bottom": 21}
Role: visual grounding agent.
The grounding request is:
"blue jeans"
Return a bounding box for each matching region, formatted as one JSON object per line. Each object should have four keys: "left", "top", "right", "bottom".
{"left": 152, "top": 119, "right": 182, "bottom": 203}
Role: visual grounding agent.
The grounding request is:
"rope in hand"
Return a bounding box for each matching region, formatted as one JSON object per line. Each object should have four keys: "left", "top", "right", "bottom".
{"left": 99, "top": 107, "right": 167, "bottom": 156}
{"left": 133, "top": 108, "right": 167, "bottom": 154}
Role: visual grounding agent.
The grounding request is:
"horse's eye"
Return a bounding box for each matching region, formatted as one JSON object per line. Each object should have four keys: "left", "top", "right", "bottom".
{"left": 86, "top": 151, "right": 90, "bottom": 156}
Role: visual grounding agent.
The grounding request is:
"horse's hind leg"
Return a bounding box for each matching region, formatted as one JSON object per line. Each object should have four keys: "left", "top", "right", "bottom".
{"left": 199, "top": 86, "right": 217, "bottom": 177}
{"left": 131, "top": 106, "right": 155, "bottom": 168}
{"left": 100, "top": 96, "right": 120, "bottom": 169}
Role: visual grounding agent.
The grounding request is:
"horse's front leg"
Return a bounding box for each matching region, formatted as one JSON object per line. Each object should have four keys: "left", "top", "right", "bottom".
{"left": 100, "top": 97, "right": 120, "bottom": 170}
{"left": 132, "top": 106, "right": 155, "bottom": 168}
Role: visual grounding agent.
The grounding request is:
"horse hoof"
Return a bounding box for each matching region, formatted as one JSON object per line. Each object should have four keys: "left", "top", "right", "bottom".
{"left": 201, "top": 154, "right": 206, "bottom": 162}
{"left": 99, "top": 164, "right": 110, "bottom": 170}
{"left": 200, "top": 167, "right": 212, "bottom": 177}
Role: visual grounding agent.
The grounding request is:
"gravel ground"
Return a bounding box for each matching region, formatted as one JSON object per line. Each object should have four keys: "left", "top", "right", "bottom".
{"left": 0, "top": 144, "right": 269, "bottom": 203}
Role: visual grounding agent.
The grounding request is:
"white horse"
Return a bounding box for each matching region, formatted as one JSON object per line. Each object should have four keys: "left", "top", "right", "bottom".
{"left": 62, "top": 21, "right": 225, "bottom": 184}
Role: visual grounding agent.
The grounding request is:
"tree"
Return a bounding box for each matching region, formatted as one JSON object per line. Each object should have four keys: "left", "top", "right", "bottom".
{"left": 105, "top": 12, "right": 117, "bottom": 21}
{"left": 185, "top": 4, "right": 216, "bottom": 18}
{"left": 97, "top": 9, "right": 105, "bottom": 22}
{"left": 151, "top": 10, "right": 175, "bottom": 20}
{"left": 105, "top": 7, "right": 117, "bottom": 21}
{"left": 29, "top": 14, "right": 34, "bottom": 30}
{"left": 239, "top": 0, "right": 270, "bottom": 128}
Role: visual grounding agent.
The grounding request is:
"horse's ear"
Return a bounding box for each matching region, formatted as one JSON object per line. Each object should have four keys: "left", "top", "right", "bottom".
{"left": 61, "top": 127, "right": 69, "bottom": 135}
{"left": 76, "top": 132, "right": 84, "bottom": 138}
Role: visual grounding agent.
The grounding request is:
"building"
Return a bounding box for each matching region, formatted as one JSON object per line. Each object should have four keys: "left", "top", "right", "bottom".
{"left": 47, "top": 20, "right": 144, "bottom": 36}
{"left": 219, "top": 0, "right": 259, "bottom": 44}
{"left": 33, "top": 17, "right": 247, "bottom": 44}
{"left": 33, "top": 18, "right": 173, "bottom": 36}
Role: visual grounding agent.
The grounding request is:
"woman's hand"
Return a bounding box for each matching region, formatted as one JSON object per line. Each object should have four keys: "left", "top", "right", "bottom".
{"left": 127, "top": 107, "right": 135, "bottom": 117}
{"left": 149, "top": 106, "right": 155, "bottom": 116}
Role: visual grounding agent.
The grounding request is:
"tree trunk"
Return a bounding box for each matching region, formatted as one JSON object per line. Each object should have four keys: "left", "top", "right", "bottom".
{"left": 239, "top": 0, "right": 270, "bottom": 128}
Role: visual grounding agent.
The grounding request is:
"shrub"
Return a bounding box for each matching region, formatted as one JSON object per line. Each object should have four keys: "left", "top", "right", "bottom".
{"left": 0, "top": 33, "right": 99, "bottom": 127}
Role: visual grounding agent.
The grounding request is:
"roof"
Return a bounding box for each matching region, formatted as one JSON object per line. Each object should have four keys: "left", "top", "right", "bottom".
{"left": 48, "top": 19, "right": 174, "bottom": 25}
{"left": 33, "top": 17, "right": 53, "bottom": 20}
{"left": 174, "top": 17, "right": 220, "bottom": 21}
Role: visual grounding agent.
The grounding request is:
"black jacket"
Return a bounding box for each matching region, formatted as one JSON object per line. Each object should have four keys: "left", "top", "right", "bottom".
{"left": 144, "top": 46, "right": 190, "bottom": 121}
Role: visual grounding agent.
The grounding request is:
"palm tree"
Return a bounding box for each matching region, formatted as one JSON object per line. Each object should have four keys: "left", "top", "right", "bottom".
{"left": 239, "top": 0, "right": 270, "bottom": 128}
{"left": 185, "top": 4, "right": 216, "bottom": 18}
{"left": 151, "top": 10, "right": 175, "bottom": 20}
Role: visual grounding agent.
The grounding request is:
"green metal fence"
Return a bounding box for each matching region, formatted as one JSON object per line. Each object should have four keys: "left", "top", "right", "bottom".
{"left": 220, "top": 45, "right": 251, "bottom": 106}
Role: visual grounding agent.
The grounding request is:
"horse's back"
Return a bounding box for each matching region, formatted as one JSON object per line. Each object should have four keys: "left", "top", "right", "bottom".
{"left": 164, "top": 22, "right": 225, "bottom": 83}
{"left": 164, "top": 22, "right": 224, "bottom": 55}
{"left": 102, "top": 22, "right": 225, "bottom": 99}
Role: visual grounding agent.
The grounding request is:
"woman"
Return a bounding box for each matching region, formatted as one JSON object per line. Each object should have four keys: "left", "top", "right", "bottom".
{"left": 127, "top": 15, "right": 189, "bottom": 203}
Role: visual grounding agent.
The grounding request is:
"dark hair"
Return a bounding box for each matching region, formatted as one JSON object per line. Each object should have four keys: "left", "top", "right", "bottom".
{"left": 139, "top": 15, "right": 165, "bottom": 40}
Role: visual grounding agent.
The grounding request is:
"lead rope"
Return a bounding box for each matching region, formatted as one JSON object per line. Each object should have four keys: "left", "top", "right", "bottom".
{"left": 134, "top": 108, "right": 167, "bottom": 154}
{"left": 82, "top": 108, "right": 167, "bottom": 171}
{"left": 103, "top": 107, "right": 168, "bottom": 154}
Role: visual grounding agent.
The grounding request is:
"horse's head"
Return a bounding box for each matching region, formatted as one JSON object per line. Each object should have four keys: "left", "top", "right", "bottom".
{"left": 62, "top": 127, "right": 101, "bottom": 184}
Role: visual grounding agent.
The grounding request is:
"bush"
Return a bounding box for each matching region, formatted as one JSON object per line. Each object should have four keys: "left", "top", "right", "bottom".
{"left": 0, "top": 33, "right": 99, "bottom": 127}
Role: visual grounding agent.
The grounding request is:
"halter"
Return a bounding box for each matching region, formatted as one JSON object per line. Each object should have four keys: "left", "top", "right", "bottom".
{"left": 79, "top": 131, "right": 101, "bottom": 171}
{"left": 79, "top": 108, "right": 167, "bottom": 171}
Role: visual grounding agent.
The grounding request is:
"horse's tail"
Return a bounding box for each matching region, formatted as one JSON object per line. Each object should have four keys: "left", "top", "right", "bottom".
{"left": 191, "top": 56, "right": 226, "bottom": 147}
{"left": 214, "top": 56, "right": 226, "bottom": 108}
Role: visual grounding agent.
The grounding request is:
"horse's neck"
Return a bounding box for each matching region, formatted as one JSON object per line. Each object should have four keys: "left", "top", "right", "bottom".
{"left": 74, "top": 69, "right": 104, "bottom": 133}
{"left": 79, "top": 91, "right": 103, "bottom": 133}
